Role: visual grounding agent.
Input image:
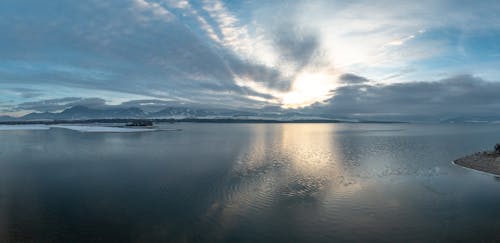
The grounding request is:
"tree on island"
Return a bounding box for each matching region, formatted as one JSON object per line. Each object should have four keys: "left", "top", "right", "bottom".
{"left": 126, "top": 120, "right": 153, "bottom": 127}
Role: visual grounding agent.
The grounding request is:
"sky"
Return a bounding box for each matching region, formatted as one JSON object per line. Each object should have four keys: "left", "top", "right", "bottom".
{"left": 1, "top": 0, "right": 500, "bottom": 119}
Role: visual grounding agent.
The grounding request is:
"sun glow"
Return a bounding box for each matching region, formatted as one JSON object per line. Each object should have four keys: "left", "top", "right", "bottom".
{"left": 282, "top": 71, "right": 337, "bottom": 109}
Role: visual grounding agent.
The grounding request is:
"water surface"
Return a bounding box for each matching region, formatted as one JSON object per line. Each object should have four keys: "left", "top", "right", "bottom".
{"left": 1, "top": 123, "right": 500, "bottom": 242}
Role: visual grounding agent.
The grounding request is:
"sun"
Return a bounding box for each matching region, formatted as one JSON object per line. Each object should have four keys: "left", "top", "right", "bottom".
{"left": 282, "top": 71, "right": 337, "bottom": 109}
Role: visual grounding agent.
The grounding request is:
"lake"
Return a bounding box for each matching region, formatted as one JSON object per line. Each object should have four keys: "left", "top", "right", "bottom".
{"left": 1, "top": 123, "right": 500, "bottom": 242}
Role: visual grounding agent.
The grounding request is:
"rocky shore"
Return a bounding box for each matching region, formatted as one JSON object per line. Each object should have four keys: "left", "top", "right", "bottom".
{"left": 454, "top": 146, "right": 500, "bottom": 176}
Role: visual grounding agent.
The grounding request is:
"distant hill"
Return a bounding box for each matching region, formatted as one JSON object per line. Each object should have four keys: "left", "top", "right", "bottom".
{"left": 8, "top": 105, "right": 333, "bottom": 121}
{"left": 439, "top": 115, "right": 500, "bottom": 124}
{"left": 0, "top": 105, "right": 408, "bottom": 123}
{"left": 7, "top": 106, "right": 253, "bottom": 121}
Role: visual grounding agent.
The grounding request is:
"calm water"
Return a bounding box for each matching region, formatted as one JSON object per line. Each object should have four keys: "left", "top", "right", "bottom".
{"left": 1, "top": 123, "right": 500, "bottom": 242}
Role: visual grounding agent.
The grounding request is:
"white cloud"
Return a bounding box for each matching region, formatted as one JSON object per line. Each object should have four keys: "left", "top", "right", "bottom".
{"left": 132, "top": 0, "right": 174, "bottom": 22}
{"left": 387, "top": 35, "right": 415, "bottom": 46}
{"left": 200, "top": 0, "right": 278, "bottom": 67}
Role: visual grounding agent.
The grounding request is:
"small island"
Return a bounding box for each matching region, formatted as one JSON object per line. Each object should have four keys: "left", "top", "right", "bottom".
{"left": 125, "top": 120, "right": 154, "bottom": 127}
{"left": 454, "top": 144, "right": 500, "bottom": 176}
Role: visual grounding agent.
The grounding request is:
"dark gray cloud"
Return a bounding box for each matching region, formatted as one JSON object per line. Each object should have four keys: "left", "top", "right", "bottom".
{"left": 308, "top": 75, "right": 500, "bottom": 120}
{"left": 272, "top": 24, "right": 321, "bottom": 71}
{"left": 339, "top": 73, "right": 369, "bottom": 84}
{"left": 226, "top": 57, "right": 291, "bottom": 91}
{"left": 16, "top": 97, "right": 106, "bottom": 112}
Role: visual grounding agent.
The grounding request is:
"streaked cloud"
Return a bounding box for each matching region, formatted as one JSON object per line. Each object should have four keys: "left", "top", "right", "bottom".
{"left": 14, "top": 97, "right": 106, "bottom": 113}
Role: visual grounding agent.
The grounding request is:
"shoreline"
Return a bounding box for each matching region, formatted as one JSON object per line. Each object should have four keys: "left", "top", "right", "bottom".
{"left": 453, "top": 151, "right": 500, "bottom": 176}
{"left": 451, "top": 160, "right": 500, "bottom": 177}
{"left": 0, "top": 118, "right": 407, "bottom": 125}
{"left": 0, "top": 124, "right": 180, "bottom": 133}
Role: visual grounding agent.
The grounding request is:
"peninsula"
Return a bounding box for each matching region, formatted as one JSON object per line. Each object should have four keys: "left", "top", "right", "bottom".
{"left": 454, "top": 144, "right": 500, "bottom": 176}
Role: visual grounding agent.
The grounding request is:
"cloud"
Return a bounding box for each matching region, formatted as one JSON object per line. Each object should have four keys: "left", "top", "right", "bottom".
{"left": 0, "top": 0, "right": 288, "bottom": 108}
{"left": 8, "top": 74, "right": 500, "bottom": 121}
{"left": 118, "top": 99, "right": 189, "bottom": 112}
{"left": 15, "top": 97, "right": 106, "bottom": 112}
{"left": 309, "top": 75, "right": 500, "bottom": 119}
{"left": 132, "top": 0, "right": 174, "bottom": 22}
{"left": 271, "top": 24, "right": 322, "bottom": 73}
{"left": 1, "top": 0, "right": 500, "bottom": 116}
{"left": 339, "top": 73, "right": 369, "bottom": 84}
{"left": 4, "top": 88, "right": 43, "bottom": 99}
{"left": 386, "top": 34, "right": 415, "bottom": 46}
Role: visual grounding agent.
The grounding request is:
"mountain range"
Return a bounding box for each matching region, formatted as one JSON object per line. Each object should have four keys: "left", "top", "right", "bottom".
{"left": 4, "top": 105, "right": 500, "bottom": 124}
{"left": 1, "top": 105, "right": 332, "bottom": 122}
